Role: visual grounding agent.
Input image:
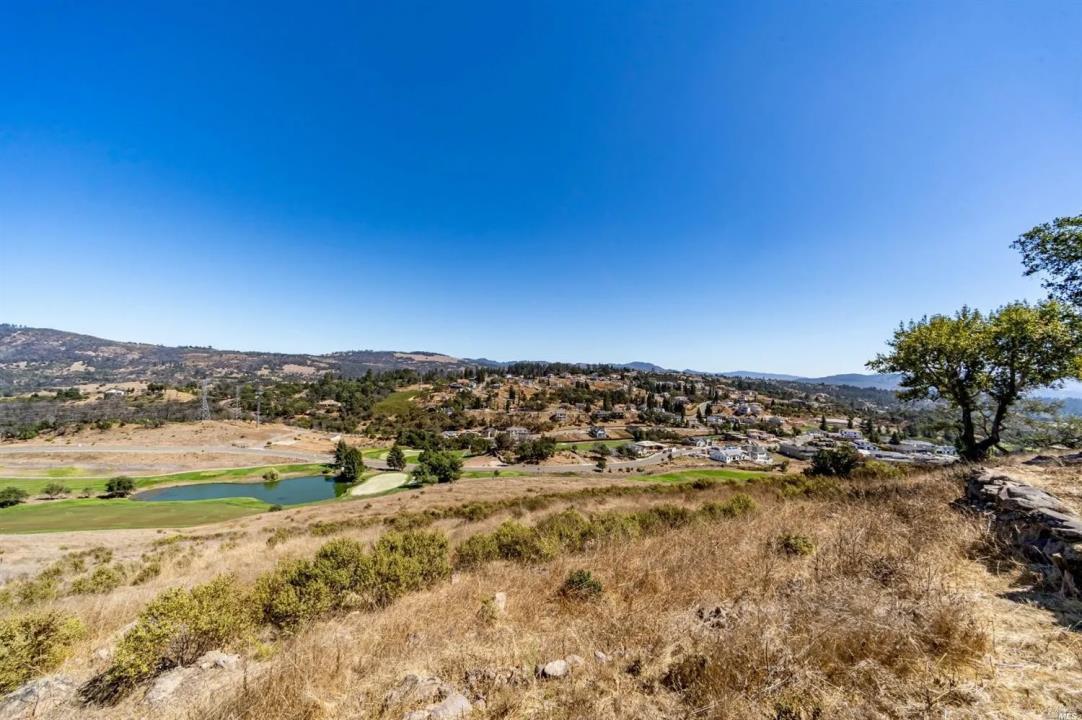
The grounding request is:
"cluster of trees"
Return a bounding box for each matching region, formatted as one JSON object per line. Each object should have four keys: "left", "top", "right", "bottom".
{"left": 409, "top": 449, "right": 463, "bottom": 484}
{"left": 870, "top": 213, "right": 1082, "bottom": 460}
{"left": 332, "top": 441, "right": 366, "bottom": 483}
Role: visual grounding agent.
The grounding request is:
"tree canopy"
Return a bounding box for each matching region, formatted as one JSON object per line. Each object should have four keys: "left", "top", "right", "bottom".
{"left": 1013, "top": 214, "right": 1082, "bottom": 306}
{"left": 868, "top": 300, "right": 1082, "bottom": 460}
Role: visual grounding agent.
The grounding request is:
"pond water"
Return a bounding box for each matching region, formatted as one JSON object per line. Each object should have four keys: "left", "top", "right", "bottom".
{"left": 132, "top": 475, "right": 350, "bottom": 505}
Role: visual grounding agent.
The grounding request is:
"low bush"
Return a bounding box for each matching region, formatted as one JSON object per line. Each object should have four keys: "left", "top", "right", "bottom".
{"left": 69, "top": 564, "right": 125, "bottom": 595}
{"left": 82, "top": 576, "right": 253, "bottom": 704}
{"left": 699, "top": 493, "right": 757, "bottom": 520}
{"left": 262, "top": 469, "right": 280, "bottom": 482}
{"left": 255, "top": 532, "right": 451, "bottom": 629}
{"left": 559, "top": 569, "right": 603, "bottom": 601}
{"left": 41, "top": 482, "right": 71, "bottom": 498}
{"left": 0, "top": 611, "right": 83, "bottom": 694}
{"left": 105, "top": 476, "right": 136, "bottom": 497}
{"left": 454, "top": 532, "right": 500, "bottom": 568}
{"left": 775, "top": 533, "right": 816, "bottom": 557}
{"left": 0, "top": 486, "right": 29, "bottom": 507}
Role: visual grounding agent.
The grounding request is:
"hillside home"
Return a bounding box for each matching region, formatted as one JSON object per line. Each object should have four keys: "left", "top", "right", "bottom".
{"left": 630, "top": 440, "right": 666, "bottom": 457}
{"left": 709, "top": 446, "right": 748, "bottom": 464}
{"left": 588, "top": 426, "right": 608, "bottom": 439}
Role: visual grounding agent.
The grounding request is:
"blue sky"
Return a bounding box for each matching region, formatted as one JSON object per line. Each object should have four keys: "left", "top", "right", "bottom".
{"left": 2, "top": 1, "right": 1081, "bottom": 375}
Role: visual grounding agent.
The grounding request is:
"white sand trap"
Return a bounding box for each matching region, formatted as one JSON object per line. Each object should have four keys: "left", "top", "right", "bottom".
{"left": 350, "top": 472, "right": 409, "bottom": 496}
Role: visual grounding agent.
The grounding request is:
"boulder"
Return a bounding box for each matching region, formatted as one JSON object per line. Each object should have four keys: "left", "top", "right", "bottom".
{"left": 197, "top": 650, "right": 241, "bottom": 671}
{"left": 537, "top": 659, "right": 569, "bottom": 679}
{"left": 404, "top": 692, "right": 472, "bottom": 720}
{"left": 492, "top": 592, "right": 508, "bottom": 614}
{"left": 0, "top": 676, "right": 75, "bottom": 720}
{"left": 145, "top": 666, "right": 198, "bottom": 706}
{"left": 966, "top": 468, "right": 1082, "bottom": 598}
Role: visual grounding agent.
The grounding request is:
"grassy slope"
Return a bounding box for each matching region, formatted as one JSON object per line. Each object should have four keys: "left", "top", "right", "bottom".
{"left": 0, "top": 497, "right": 268, "bottom": 534}
{"left": 0, "top": 463, "right": 327, "bottom": 495}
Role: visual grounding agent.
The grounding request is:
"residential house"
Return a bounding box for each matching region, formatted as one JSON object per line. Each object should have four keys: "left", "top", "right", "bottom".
{"left": 709, "top": 446, "right": 748, "bottom": 464}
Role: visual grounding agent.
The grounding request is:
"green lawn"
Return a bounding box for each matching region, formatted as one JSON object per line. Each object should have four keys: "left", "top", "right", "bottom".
{"left": 556, "top": 439, "right": 631, "bottom": 453}
{"left": 362, "top": 447, "right": 422, "bottom": 461}
{"left": 0, "top": 463, "right": 327, "bottom": 496}
{"left": 0, "top": 497, "right": 269, "bottom": 534}
{"left": 371, "top": 389, "right": 422, "bottom": 416}
{"left": 638, "top": 468, "right": 771, "bottom": 484}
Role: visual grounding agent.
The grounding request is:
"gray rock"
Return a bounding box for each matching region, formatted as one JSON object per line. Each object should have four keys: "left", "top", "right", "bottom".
{"left": 0, "top": 676, "right": 74, "bottom": 720}
{"left": 538, "top": 659, "right": 569, "bottom": 679}
{"left": 145, "top": 666, "right": 197, "bottom": 706}
{"left": 594, "top": 650, "right": 611, "bottom": 664}
{"left": 387, "top": 675, "right": 454, "bottom": 705}
{"left": 492, "top": 592, "right": 508, "bottom": 614}
{"left": 197, "top": 650, "right": 241, "bottom": 671}
{"left": 427, "top": 692, "right": 472, "bottom": 719}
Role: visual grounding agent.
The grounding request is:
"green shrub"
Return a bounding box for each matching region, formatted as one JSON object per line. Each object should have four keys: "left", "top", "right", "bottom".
{"left": 699, "top": 493, "right": 757, "bottom": 520}
{"left": 534, "top": 509, "right": 592, "bottom": 552}
{"left": 454, "top": 533, "right": 500, "bottom": 568}
{"left": 559, "top": 569, "right": 603, "bottom": 601}
{"left": 83, "top": 576, "right": 252, "bottom": 704}
{"left": 806, "top": 447, "right": 862, "bottom": 478}
{"left": 775, "top": 533, "right": 816, "bottom": 557}
{"left": 69, "top": 565, "right": 125, "bottom": 595}
{"left": 491, "top": 521, "right": 557, "bottom": 563}
{"left": 262, "top": 469, "right": 280, "bottom": 482}
{"left": 105, "top": 476, "right": 136, "bottom": 497}
{"left": 255, "top": 532, "right": 451, "bottom": 628}
{"left": 364, "top": 531, "right": 451, "bottom": 607}
{"left": 585, "top": 511, "right": 643, "bottom": 543}
{"left": 850, "top": 460, "right": 903, "bottom": 480}
{"left": 267, "top": 504, "right": 284, "bottom": 512}
{"left": 0, "top": 486, "right": 29, "bottom": 507}
{"left": 253, "top": 558, "right": 335, "bottom": 630}
{"left": 0, "top": 611, "right": 84, "bottom": 693}
{"left": 41, "top": 482, "right": 71, "bottom": 498}
{"left": 633, "top": 505, "right": 694, "bottom": 533}
{"left": 130, "top": 560, "right": 162, "bottom": 585}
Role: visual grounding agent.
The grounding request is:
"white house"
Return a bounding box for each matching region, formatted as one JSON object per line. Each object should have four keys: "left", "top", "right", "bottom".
{"left": 743, "top": 445, "right": 771, "bottom": 464}
{"left": 839, "top": 429, "right": 863, "bottom": 440}
{"left": 588, "top": 426, "right": 608, "bottom": 439}
{"left": 709, "top": 446, "right": 748, "bottom": 464}
{"left": 505, "top": 426, "right": 533, "bottom": 441}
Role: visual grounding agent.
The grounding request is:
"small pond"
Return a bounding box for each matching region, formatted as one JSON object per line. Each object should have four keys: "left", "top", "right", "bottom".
{"left": 133, "top": 475, "right": 350, "bottom": 505}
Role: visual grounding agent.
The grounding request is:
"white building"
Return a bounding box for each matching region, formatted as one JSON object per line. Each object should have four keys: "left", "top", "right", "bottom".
{"left": 709, "top": 446, "right": 748, "bottom": 464}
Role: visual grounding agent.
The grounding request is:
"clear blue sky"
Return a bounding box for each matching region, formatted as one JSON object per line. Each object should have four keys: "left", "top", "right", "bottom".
{"left": 2, "top": 1, "right": 1080, "bottom": 375}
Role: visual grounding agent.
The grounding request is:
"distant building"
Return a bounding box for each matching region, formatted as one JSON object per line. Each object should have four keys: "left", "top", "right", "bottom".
{"left": 709, "top": 446, "right": 748, "bottom": 464}
{"left": 629, "top": 440, "right": 666, "bottom": 457}
{"left": 588, "top": 426, "right": 608, "bottom": 439}
{"left": 839, "top": 429, "right": 863, "bottom": 440}
{"left": 743, "top": 445, "right": 771, "bottom": 464}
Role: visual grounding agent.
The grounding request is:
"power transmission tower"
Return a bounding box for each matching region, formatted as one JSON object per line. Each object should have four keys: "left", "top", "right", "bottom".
{"left": 199, "top": 379, "right": 211, "bottom": 421}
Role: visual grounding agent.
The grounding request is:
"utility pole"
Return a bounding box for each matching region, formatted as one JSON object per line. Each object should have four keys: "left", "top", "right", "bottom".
{"left": 199, "top": 379, "right": 211, "bottom": 421}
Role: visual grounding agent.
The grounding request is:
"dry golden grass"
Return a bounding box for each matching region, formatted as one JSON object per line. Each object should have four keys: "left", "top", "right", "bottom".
{"left": 7, "top": 466, "right": 1082, "bottom": 720}
{"left": 189, "top": 471, "right": 999, "bottom": 720}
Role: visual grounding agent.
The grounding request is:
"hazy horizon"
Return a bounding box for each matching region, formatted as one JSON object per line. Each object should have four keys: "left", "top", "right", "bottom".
{"left": 3, "top": 2, "right": 1080, "bottom": 375}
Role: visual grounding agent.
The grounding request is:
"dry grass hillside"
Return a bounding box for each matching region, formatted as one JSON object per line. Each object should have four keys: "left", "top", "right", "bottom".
{"left": 2, "top": 464, "right": 1081, "bottom": 720}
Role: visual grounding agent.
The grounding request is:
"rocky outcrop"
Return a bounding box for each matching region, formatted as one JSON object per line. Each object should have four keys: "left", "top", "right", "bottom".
{"left": 0, "top": 676, "right": 75, "bottom": 720}
{"left": 1024, "top": 452, "right": 1082, "bottom": 467}
{"left": 966, "top": 469, "right": 1082, "bottom": 597}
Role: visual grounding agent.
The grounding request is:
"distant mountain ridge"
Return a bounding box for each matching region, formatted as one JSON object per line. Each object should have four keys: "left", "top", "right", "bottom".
{"left": 0, "top": 323, "right": 919, "bottom": 394}
{"left": 0, "top": 324, "right": 475, "bottom": 391}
